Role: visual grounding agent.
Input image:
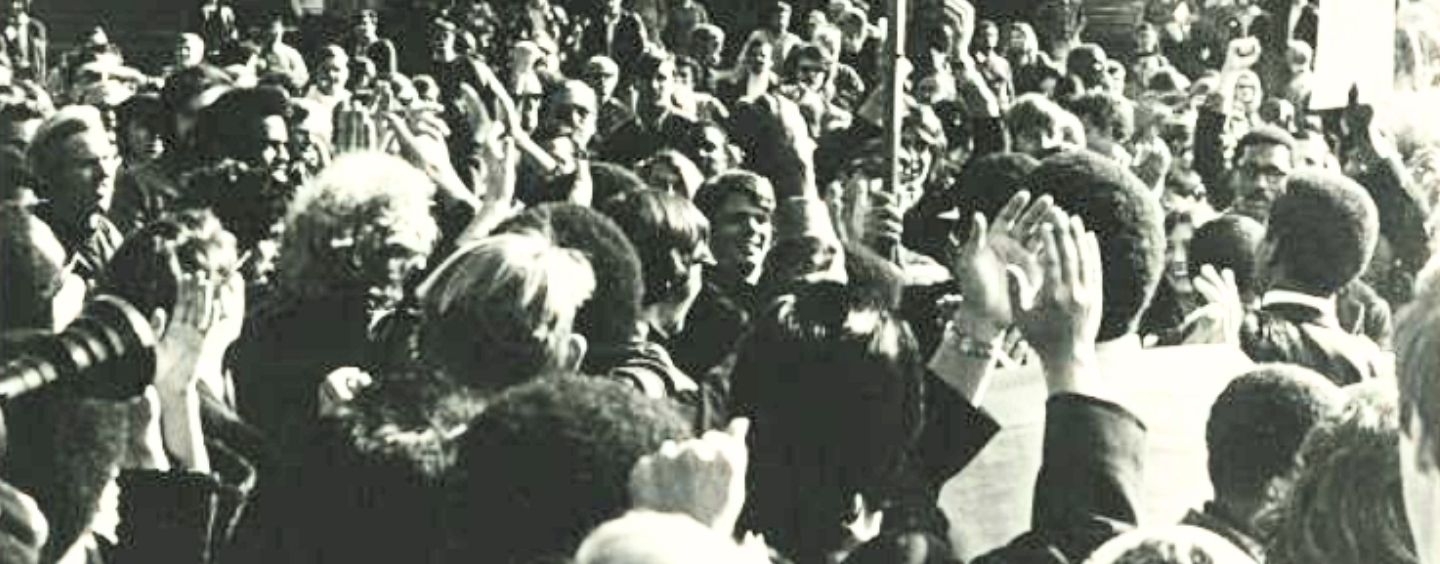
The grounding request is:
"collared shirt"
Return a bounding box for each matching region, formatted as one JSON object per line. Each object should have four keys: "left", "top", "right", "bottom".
{"left": 1262, "top": 289, "right": 1338, "bottom": 325}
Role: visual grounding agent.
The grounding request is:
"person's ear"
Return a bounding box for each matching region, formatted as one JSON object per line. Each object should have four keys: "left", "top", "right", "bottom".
{"left": 561, "top": 333, "right": 588, "bottom": 373}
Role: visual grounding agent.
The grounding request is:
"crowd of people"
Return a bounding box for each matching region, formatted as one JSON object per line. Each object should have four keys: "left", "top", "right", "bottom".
{"left": 1, "top": 0, "right": 1439, "bottom": 562}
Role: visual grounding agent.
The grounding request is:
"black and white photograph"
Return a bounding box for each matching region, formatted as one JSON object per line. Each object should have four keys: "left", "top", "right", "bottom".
{"left": 0, "top": 0, "right": 1437, "bottom": 562}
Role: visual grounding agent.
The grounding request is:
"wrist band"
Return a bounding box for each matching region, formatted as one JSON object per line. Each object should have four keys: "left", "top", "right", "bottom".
{"left": 946, "top": 323, "right": 1002, "bottom": 360}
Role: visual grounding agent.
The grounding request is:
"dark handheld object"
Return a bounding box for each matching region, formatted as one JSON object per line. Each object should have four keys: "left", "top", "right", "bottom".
{"left": 0, "top": 295, "right": 158, "bottom": 401}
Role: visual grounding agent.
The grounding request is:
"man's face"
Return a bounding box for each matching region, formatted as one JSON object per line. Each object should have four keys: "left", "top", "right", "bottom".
{"left": 549, "top": 89, "right": 598, "bottom": 145}
{"left": 712, "top": 193, "right": 773, "bottom": 278}
{"left": 1232, "top": 143, "right": 1292, "bottom": 221}
{"left": 49, "top": 129, "right": 119, "bottom": 225}
{"left": 175, "top": 37, "right": 203, "bottom": 67}
{"left": 430, "top": 30, "right": 456, "bottom": 62}
{"left": 641, "top": 60, "right": 677, "bottom": 107}
{"left": 257, "top": 115, "right": 290, "bottom": 177}
{"left": 694, "top": 34, "right": 722, "bottom": 65}
{"left": 1137, "top": 27, "right": 1159, "bottom": 52}
{"left": 981, "top": 25, "right": 999, "bottom": 49}
{"left": 695, "top": 127, "right": 729, "bottom": 176}
{"left": 318, "top": 59, "right": 349, "bottom": 91}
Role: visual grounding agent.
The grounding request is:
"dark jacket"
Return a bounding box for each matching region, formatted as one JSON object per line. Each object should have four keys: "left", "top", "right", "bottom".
{"left": 1181, "top": 502, "right": 1265, "bottom": 561}
{"left": 971, "top": 394, "right": 1148, "bottom": 564}
{"left": 290, "top": 368, "right": 484, "bottom": 563}
{"left": 101, "top": 470, "right": 227, "bottom": 564}
{"left": 1241, "top": 297, "right": 1389, "bottom": 385}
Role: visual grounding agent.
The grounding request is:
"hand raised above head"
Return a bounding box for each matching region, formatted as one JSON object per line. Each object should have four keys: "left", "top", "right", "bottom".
{"left": 1014, "top": 213, "right": 1104, "bottom": 374}
{"left": 629, "top": 418, "right": 750, "bottom": 534}
{"left": 948, "top": 190, "right": 1054, "bottom": 339}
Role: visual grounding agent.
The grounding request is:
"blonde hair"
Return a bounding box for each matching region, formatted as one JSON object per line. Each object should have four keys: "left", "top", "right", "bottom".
{"left": 417, "top": 233, "right": 596, "bottom": 387}
{"left": 276, "top": 152, "right": 439, "bottom": 298}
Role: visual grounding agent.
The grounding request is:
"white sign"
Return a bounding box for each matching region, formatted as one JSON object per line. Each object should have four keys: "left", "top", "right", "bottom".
{"left": 1309, "top": 0, "right": 1397, "bottom": 110}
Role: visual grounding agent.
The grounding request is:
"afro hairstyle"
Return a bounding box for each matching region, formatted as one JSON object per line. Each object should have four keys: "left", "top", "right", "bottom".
{"left": 1020, "top": 150, "right": 1166, "bottom": 342}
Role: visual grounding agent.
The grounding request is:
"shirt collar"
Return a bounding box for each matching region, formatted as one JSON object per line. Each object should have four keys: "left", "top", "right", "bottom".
{"left": 1261, "top": 289, "right": 1336, "bottom": 318}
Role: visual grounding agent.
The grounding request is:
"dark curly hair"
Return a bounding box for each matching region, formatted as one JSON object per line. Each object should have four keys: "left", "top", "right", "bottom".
{"left": 1205, "top": 364, "right": 1345, "bottom": 504}
{"left": 1262, "top": 383, "right": 1419, "bottom": 564}
{"left": 1265, "top": 170, "right": 1379, "bottom": 296}
{"left": 449, "top": 376, "right": 691, "bottom": 563}
{"left": 1188, "top": 214, "right": 1265, "bottom": 300}
{"left": 1021, "top": 150, "right": 1166, "bottom": 342}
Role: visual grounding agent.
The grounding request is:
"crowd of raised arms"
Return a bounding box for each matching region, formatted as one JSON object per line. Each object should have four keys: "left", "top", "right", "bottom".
{"left": 1, "top": 0, "right": 1440, "bottom": 562}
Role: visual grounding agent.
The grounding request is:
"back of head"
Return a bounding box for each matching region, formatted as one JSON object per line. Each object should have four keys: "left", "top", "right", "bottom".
{"left": 598, "top": 190, "right": 710, "bottom": 306}
{"left": 2, "top": 390, "right": 141, "bottom": 563}
{"left": 1264, "top": 384, "right": 1419, "bottom": 564}
{"left": 451, "top": 376, "right": 691, "bottom": 563}
{"left": 588, "top": 160, "right": 650, "bottom": 211}
{"left": 1205, "top": 364, "right": 1345, "bottom": 504}
{"left": 1021, "top": 150, "right": 1166, "bottom": 342}
{"left": 731, "top": 282, "right": 924, "bottom": 558}
{"left": 495, "top": 204, "right": 644, "bottom": 366}
{"left": 1265, "top": 170, "right": 1379, "bottom": 296}
{"left": 1065, "top": 91, "right": 1134, "bottom": 141}
{"left": 193, "top": 86, "right": 288, "bottom": 163}
{"left": 418, "top": 233, "right": 596, "bottom": 388}
{"left": 575, "top": 511, "right": 758, "bottom": 564}
{"left": 1087, "top": 526, "right": 1258, "bottom": 564}
{"left": 1188, "top": 214, "right": 1265, "bottom": 300}
{"left": 935, "top": 152, "right": 1041, "bottom": 244}
{"left": 276, "top": 152, "right": 438, "bottom": 299}
{"left": 1006, "top": 94, "right": 1077, "bottom": 152}
{"left": 0, "top": 207, "right": 65, "bottom": 333}
{"left": 100, "top": 208, "right": 238, "bottom": 317}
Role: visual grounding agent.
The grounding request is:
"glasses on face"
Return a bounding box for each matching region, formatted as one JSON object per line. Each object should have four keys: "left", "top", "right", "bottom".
{"left": 1240, "top": 163, "right": 1287, "bottom": 184}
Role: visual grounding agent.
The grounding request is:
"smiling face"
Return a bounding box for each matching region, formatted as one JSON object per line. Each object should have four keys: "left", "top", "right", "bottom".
{"left": 711, "top": 192, "right": 773, "bottom": 279}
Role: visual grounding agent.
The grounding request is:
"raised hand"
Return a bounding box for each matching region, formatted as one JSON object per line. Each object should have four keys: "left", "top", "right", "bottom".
{"left": 629, "top": 418, "right": 750, "bottom": 534}
{"left": 949, "top": 191, "right": 1054, "bottom": 339}
{"left": 1222, "top": 37, "right": 1262, "bottom": 72}
{"left": 153, "top": 272, "right": 217, "bottom": 393}
{"left": 333, "top": 99, "right": 382, "bottom": 155}
{"left": 1014, "top": 213, "right": 1104, "bottom": 378}
{"left": 1182, "top": 264, "right": 1244, "bottom": 346}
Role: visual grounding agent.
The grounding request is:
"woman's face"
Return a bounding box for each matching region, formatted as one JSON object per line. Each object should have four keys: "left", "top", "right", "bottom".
{"left": 745, "top": 41, "right": 773, "bottom": 73}
{"left": 1167, "top": 221, "right": 1195, "bottom": 293}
